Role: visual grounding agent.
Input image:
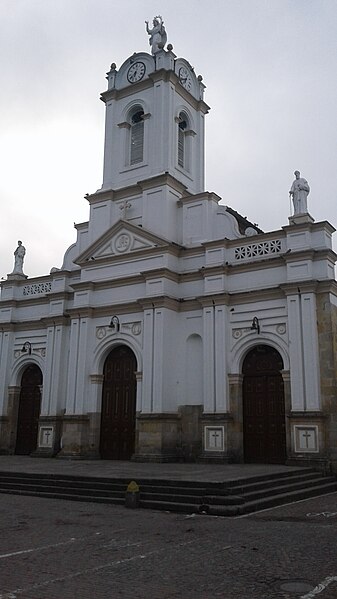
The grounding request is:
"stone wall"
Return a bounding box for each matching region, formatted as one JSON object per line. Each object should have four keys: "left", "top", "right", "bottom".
{"left": 316, "top": 292, "right": 337, "bottom": 470}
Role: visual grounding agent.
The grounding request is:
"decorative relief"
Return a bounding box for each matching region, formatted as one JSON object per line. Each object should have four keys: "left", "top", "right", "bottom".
{"left": 96, "top": 322, "right": 142, "bottom": 340}
{"left": 14, "top": 348, "right": 46, "bottom": 358}
{"left": 131, "top": 323, "right": 141, "bottom": 335}
{"left": 122, "top": 322, "right": 142, "bottom": 336}
{"left": 234, "top": 239, "right": 281, "bottom": 261}
{"left": 294, "top": 425, "right": 319, "bottom": 453}
{"left": 276, "top": 324, "right": 286, "bottom": 335}
{"left": 39, "top": 426, "right": 54, "bottom": 448}
{"left": 232, "top": 329, "right": 242, "bottom": 339}
{"left": 204, "top": 426, "right": 225, "bottom": 452}
{"left": 96, "top": 327, "right": 107, "bottom": 340}
{"left": 114, "top": 233, "right": 132, "bottom": 253}
{"left": 23, "top": 282, "right": 52, "bottom": 296}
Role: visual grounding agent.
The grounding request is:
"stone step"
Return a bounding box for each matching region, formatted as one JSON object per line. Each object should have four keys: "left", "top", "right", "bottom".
{"left": 206, "top": 482, "right": 337, "bottom": 516}
{"left": 219, "top": 476, "right": 337, "bottom": 503}
{"left": 0, "top": 468, "right": 335, "bottom": 517}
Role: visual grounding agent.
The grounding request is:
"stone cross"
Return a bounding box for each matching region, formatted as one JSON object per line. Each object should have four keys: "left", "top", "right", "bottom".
{"left": 301, "top": 430, "right": 312, "bottom": 449}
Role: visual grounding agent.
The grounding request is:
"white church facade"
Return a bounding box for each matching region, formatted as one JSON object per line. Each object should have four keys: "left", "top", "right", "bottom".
{"left": 1, "top": 20, "right": 337, "bottom": 469}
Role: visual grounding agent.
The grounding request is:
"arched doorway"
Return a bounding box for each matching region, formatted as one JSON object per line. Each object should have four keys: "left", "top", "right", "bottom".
{"left": 243, "top": 345, "right": 286, "bottom": 464}
{"left": 15, "top": 364, "right": 42, "bottom": 455}
{"left": 100, "top": 345, "right": 137, "bottom": 460}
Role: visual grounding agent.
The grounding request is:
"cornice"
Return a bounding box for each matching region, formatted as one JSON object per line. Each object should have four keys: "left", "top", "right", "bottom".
{"left": 64, "top": 308, "right": 95, "bottom": 319}
{"left": 137, "top": 173, "right": 188, "bottom": 194}
{"left": 141, "top": 268, "right": 180, "bottom": 283}
{"left": 100, "top": 69, "right": 210, "bottom": 114}
{"left": 137, "top": 296, "right": 181, "bottom": 311}
{"left": 282, "top": 219, "right": 336, "bottom": 235}
{"left": 0, "top": 291, "right": 72, "bottom": 310}
{"left": 280, "top": 281, "right": 319, "bottom": 296}
{"left": 281, "top": 279, "right": 337, "bottom": 296}
{"left": 197, "top": 294, "right": 230, "bottom": 307}
{"left": 177, "top": 191, "right": 221, "bottom": 206}
{"left": 1, "top": 320, "right": 47, "bottom": 332}
{"left": 227, "top": 256, "right": 285, "bottom": 273}
{"left": 228, "top": 287, "right": 285, "bottom": 305}
{"left": 0, "top": 323, "right": 16, "bottom": 333}
{"left": 100, "top": 76, "right": 153, "bottom": 103}
{"left": 199, "top": 265, "right": 228, "bottom": 278}
{"left": 86, "top": 173, "right": 187, "bottom": 206}
{"left": 40, "top": 315, "right": 71, "bottom": 327}
{"left": 315, "top": 279, "right": 337, "bottom": 295}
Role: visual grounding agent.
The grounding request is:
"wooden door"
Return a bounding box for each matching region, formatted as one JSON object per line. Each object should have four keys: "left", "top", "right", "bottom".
{"left": 15, "top": 365, "right": 42, "bottom": 455}
{"left": 243, "top": 345, "right": 286, "bottom": 464}
{"left": 100, "top": 346, "right": 137, "bottom": 460}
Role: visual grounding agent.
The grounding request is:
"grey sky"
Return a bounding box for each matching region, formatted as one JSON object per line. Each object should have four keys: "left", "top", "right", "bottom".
{"left": 1, "top": 0, "right": 337, "bottom": 278}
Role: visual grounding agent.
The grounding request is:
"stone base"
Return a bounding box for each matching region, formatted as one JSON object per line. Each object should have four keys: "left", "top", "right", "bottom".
{"left": 286, "top": 456, "right": 331, "bottom": 474}
{"left": 57, "top": 415, "right": 91, "bottom": 459}
{"left": 135, "top": 413, "right": 180, "bottom": 461}
{"left": 7, "top": 273, "right": 28, "bottom": 280}
{"left": 135, "top": 406, "right": 206, "bottom": 463}
{"left": 34, "top": 416, "right": 63, "bottom": 457}
{"left": 199, "top": 413, "right": 235, "bottom": 463}
{"left": 288, "top": 213, "right": 315, "bottom": 225}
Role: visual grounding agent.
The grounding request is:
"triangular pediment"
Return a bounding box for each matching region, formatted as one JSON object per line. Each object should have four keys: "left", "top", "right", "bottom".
{"left": 75, "top": 220, "right": 173, "bottom": 265}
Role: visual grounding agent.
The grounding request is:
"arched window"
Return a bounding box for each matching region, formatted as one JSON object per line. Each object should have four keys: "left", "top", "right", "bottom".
{"left": 130, "top": 109, "right": 144, "bottom": 165}
{"left": 178, "top": 112, "right": 188, "bottom": 168}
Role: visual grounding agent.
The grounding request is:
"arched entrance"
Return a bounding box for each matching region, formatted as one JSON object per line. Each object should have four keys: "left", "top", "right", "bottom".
{"left": 243, "top": 345, "right": 286, "bottom": 464}
{"left": 15, "top": 364, "right": 42, "bottom": 455}
{"left": 100, "top": 345, "right": 137, "bottom": 460}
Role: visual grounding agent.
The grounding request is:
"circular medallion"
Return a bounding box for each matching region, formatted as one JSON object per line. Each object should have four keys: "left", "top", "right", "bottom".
{"left": 96, "top": 327, "right": 106, "bottom": 340}
{"left": 114, "top": 233, "right": 132, "bottom": 253}
{"left": 131, "top": 323, "right": 141, "bottom": 336}
{"left": 127, "top": 62, "right": 146, "bottom": 84}
{"left": 232, "top": 329, "right": 242, "bottom": 339}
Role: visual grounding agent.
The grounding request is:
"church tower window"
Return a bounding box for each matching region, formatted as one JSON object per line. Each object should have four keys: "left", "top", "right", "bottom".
{"left": 178, "top": 112, "right": 188, "bottom": 168}
{"left": 130, "top": 109, "right": 144, "bottom": 165}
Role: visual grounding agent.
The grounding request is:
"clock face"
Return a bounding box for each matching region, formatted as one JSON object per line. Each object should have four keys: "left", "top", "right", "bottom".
{"left": 127, "top": 62, "right": 146, "bottom": 84}
{"left": 178, "top": 66, "right": 192, "bottom": 91}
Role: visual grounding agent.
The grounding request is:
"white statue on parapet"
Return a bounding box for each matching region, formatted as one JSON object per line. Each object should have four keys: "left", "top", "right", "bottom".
{"left": 12, "top": 240, "right": 26, "bottom": 275}
{"left": 145, "top": 16, "right": 167, "bottom": 54}
{"left": 289, "top": 170, "right": 310, "bottom": 215}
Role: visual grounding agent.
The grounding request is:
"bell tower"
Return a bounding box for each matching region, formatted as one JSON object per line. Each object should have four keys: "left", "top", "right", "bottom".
{"left": 100, "top": 19, "right": 209, "bottom": 195}
{"left": 85, "top": 19, "right": 210, "bottom": 245}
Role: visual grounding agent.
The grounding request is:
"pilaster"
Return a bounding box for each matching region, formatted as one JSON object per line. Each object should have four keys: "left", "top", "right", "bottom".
{"left": 203, "top": 305, "right": 215, "bottom": 412}
{"left": 227, "top": 374, "right": 244, "bottom": 462}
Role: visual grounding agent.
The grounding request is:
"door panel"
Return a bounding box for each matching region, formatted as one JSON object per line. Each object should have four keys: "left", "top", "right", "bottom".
{"left": 100, "top": 346, "right": 137, "bottom": 460}
{"left": 243, "top": 346, "right": 286, "bottom": 464}
{"left": 15, "top": 365, "right": 42, "bottom": 455}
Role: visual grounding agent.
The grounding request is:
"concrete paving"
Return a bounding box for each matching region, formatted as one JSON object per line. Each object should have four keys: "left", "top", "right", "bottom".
{"left": 0, "top": 455, "right": 306, "bottom": 482}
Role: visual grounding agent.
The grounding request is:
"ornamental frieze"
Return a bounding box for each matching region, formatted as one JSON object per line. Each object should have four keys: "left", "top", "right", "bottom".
{"left": 23, "top": 282, "right": 52, "bottom": 296}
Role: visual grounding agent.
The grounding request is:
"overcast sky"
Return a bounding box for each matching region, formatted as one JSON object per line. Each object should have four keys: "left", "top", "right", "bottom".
{"left": 1, "top": 0, "right": 337, "bottom": 279}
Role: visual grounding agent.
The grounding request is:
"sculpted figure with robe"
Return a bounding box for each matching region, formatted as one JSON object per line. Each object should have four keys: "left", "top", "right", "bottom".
{"left": 12, "top": 240, "right": 26, "bottom": 274}
{"left": 145, "top": 16, "right": 167, "bottom": 54}
{"left": 289, "top": 171, "right": 310, "bottom": 214}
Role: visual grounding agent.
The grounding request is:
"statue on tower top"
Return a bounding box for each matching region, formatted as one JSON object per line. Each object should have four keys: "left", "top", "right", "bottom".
{"left": 145, "top": 16, "right": 167, "bottom": 54}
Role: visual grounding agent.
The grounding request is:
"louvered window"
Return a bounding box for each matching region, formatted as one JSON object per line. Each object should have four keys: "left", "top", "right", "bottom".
{"left": 130, "top": 110, "right": 144, "bottom": 165}
{"left": 178, "top": 114, "right": 187, "bottom": 168}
